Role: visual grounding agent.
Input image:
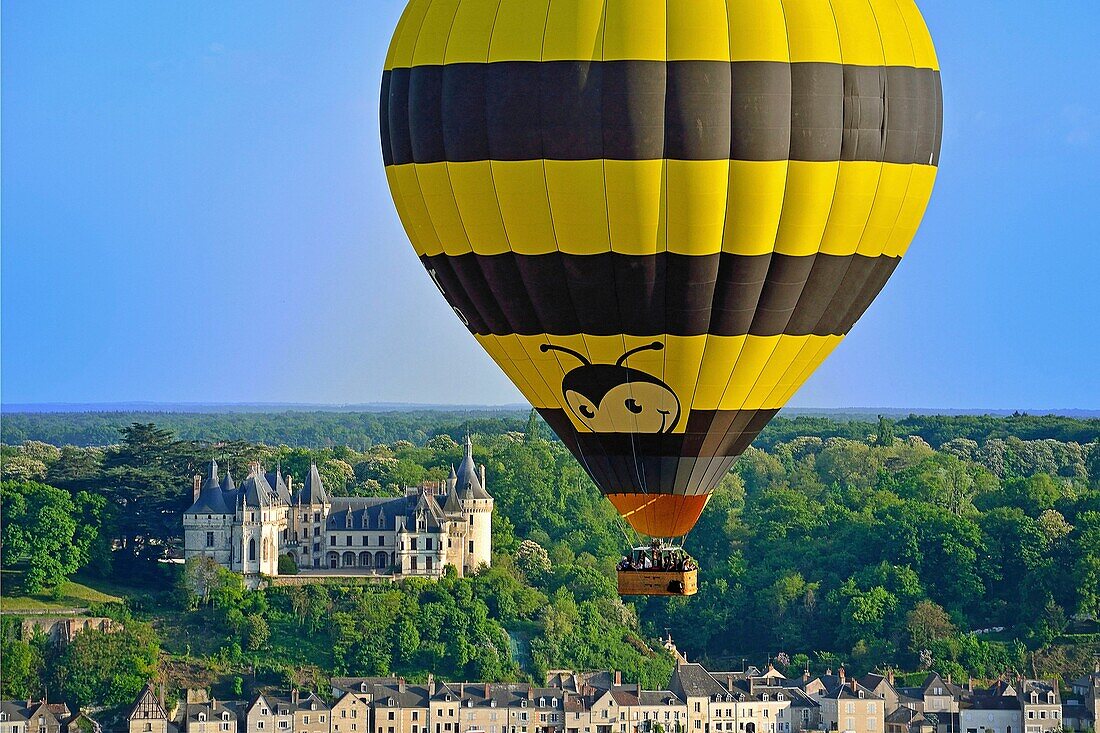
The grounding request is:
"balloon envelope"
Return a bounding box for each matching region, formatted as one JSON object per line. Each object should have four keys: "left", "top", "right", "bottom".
{"left": 380, "top": 0, "right": 942, "bottom": 538}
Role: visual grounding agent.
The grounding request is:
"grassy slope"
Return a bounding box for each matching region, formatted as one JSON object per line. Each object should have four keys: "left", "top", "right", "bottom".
{"left": 0, "top": 569, "right": 122, "bottom": 612}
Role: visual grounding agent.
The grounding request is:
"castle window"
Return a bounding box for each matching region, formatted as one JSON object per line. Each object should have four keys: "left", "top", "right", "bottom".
{"left": 425, "top": 537, "right": 433, "bottom": 550}
{"left": 314, "top": 526, "right": 320, "bottom": 536}
{"left": 411, "top": 538, "right": 418, "bottom": 550}
{"left": 363, "top": 536, "right": 369, "bottom": 546}
{"left": 426, "top": 557, "right": 434, "bottom": 571}
{"left": 347, "top": 536, "right": 353, "bottom": 546}
{"left": 378, "top": 536, "right": 385, "bottom": 546}
{"left": 314, "top": 512, "right": 321, "bottom": 522}
{"left": 207, "top": 532, "right": 215, "bottom": 547}
{"left": 249, "top": 538, "right": 256, "bottom": 561}
{"left": 411, "top": 557, "right": 418, "bottom": 571}
{"left": 469, "top": 540, "right": 474, "bottom": 553}
{"left": 330, "top": 536, "right": 336, "bottom": 546}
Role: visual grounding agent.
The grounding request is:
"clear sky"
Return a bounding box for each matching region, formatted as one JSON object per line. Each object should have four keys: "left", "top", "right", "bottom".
{"left": 2, "top": 1, "right": 1098, "bottom": 409}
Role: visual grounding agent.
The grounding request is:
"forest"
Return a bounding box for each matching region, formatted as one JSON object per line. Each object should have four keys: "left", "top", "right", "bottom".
{"left": 1, "top": 410, "right": 1099, "bottom": 714}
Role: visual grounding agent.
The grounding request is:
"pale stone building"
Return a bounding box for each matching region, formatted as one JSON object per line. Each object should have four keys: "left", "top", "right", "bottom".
{"left": 183, "top": 437, "right": 493, "bottom": 581}
{"left": 1018, "top": 681, "right": 1060, "bottom": 733}
{"left": 959, "top": 683, "right": 1022, "bottom": 733}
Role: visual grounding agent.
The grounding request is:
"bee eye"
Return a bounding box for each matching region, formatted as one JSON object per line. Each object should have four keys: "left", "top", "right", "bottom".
{"left": 579, "top": 404, "right": 595, "bottom": 419}
{"left": 625, "top": 398, "right": 643, "bottom": 414}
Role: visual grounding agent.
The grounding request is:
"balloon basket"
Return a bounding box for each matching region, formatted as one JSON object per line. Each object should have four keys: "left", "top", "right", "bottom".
{"left": 618, "top": 568, "right": 698, "bottom": 596}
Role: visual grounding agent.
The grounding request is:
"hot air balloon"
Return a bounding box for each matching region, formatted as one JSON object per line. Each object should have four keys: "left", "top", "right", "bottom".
{"left": 380, "top": 0, "right": 942, "bottom": 594}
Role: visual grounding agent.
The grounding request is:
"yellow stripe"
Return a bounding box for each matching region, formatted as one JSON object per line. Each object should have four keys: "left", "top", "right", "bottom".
{"left": 388, "top": 160, "right": 935, "bottom": 258}
{"left": 386, "top": 0, "right": 432, "bottom": 71}
{"left": 488, "top": 0, "right": 550, "bottom": 62}
{"left": 473, "top": 333, "right": 839, "bottom": 422}
{"left": 867, "top": 0, "right": 915, "bottom": 67}
{"left": 668, "top": 0, "right": 730, "bottom": 62}
{"left": 725, "top": 0, "right": 790, "bottom": 63}
{"left": 443, "top": 0, "right": 498, "bottom": 65}
{"left": 603, "top": 0, "right": 666, "bottom": 61}
{"left": 410, "top": 0, "right": 459, "bottom": 67}
{"left": 385, "top": 0, "right": 933, "bottom": 70}
{"left": 832, "top": 0, "right": 887, "bottom": 66}
{"left": 543, "top": 0, "right": 604, "bottom": 62}
{"left": 895, "top": 0, "right": 940, "bottom": 71}
{"left": 780, "top": 0, "right": 842, "bottom": 64}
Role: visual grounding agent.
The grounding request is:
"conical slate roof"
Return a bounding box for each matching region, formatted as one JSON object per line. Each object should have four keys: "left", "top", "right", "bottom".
{"left": 241, "top": 465, "right": 277, "bottom": 508}
{"left": 297, "top": 463, "right": 330, "bottom": 505}
{"left": 454, "top": 436, "right": 491, "bottom": 500}
{"left": 266, "top": 465, "right": 293, "bottom": 506}
{"left": 186, "top": 460, "right": 232, "bottom": 514}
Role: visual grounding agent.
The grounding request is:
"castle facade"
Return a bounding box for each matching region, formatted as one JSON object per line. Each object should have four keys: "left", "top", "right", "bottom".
{"left": 183, "top": 437, "right": 493, "bottom": 580}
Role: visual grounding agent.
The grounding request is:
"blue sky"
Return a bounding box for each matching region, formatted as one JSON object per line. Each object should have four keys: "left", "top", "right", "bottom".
{"left": 2, "top": 1, "right": 1098, "bottom": 409}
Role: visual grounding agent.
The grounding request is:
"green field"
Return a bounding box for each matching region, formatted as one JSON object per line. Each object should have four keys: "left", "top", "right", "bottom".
{"left": 0, "top": 568, "right": 122, "bottom": 612}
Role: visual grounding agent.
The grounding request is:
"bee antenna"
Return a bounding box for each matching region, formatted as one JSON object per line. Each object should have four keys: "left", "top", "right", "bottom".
{"left": 539, "top": 343, "right": 591, "bottom": 366}
{"left": 615, "top": 341, "right": 664, "bottom": 367}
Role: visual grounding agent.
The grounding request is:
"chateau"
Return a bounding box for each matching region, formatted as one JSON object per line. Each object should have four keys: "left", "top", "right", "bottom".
{"left": 183, "top": 437, "right": 493, "bottom": 580}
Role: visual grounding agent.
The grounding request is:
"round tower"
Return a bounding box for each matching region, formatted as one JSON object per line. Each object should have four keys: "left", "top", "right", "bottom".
{"left": 454, "top": 436, "right": 493, "bottom": 572}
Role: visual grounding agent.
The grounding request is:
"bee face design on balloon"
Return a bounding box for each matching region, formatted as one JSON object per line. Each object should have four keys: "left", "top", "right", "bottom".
{"left": 540, "top": 342, "right": 681, "bottom": 434}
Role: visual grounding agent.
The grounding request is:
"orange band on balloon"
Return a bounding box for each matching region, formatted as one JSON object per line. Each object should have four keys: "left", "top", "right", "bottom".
{"left": 606, "top": 493, "right": 710, "bottom": 538}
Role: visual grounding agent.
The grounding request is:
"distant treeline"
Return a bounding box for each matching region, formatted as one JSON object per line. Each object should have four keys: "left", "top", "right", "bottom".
{"left": 2, "top": 409, "right": 1098, "bottom": 450}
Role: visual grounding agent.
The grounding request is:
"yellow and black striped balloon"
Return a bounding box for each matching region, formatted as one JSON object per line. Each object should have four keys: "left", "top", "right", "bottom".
{"left": 381, "top": 0, "right": 942, "bottom": 539}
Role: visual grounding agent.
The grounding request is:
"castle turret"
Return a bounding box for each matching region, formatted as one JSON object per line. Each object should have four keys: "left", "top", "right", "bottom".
{"left": 182, "top": 460, "right": 234, "bottom": 566}
{"left": 454, "top": 436, "right": 493, "bottom": 572}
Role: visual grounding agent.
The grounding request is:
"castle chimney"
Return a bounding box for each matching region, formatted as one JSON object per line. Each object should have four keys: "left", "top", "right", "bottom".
{"left": 838, "top": 667, "right": 846, "bottom": 683}
{"left": 615, "top": 671, "right": 622, "bottom": 686}
{"left": 193, "top": 475, "right": 202, "bottom": 502}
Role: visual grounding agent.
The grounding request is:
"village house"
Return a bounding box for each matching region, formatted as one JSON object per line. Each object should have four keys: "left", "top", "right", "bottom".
{"left": 959, "top": 680, "right": 1022, "bottom": 733}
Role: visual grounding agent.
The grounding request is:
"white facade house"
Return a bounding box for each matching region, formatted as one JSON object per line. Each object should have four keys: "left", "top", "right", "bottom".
{"left": 183, "top": 437, "right": 493, "bottom": 582}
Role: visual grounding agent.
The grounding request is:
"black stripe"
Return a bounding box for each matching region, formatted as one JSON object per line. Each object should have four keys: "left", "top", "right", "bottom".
{"left": 381, "top": 60, "right": 942, "bottom": 166}
{"left": 421, "top": 251, "right": 899, "bottom": 338}
{"left": 539, "top": 408, "right": 776, "bottom": 495}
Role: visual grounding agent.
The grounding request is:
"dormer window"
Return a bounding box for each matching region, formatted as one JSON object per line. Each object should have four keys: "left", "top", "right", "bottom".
{"left": 466, "top": 700, "right": 473, "bottom": 708}
{"left": 1031, "top": 694, "right": 1038, "bottom": 704}
{"left": 490, "top": 701, "right": 497, "bottom": 708}
{"left": 1047, "top": 693, "right": 1054, "bottom": 704}
{"left": 858, "top": 692, "right": 864, "bottom": 699}
{"left": 199, "top": 714, "right": 207, "bottom": 722}
{"left": 388, "top": 698, "right": 395, "bottom": 707}
{"left": 521, "top": 701, "right": 528, "bottom": 708}
{"left": 361, "top": 683, "right": 369, "bottom": 693}
{"left": 777, "top": 694, "right": 784, "bottom": 702}
{"left": 552, "top": 699, "right": 559, "bottom": 708}
{"left": 539, "top": 698, "right": 545, "bottom": 708}
{"left": 223, "top": 713, "right": 230, "bottom": 721}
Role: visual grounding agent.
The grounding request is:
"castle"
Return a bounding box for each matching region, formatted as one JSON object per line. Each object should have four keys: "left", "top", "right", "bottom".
{"left": 183, "top": 437, "right": 493, "bottom": 580}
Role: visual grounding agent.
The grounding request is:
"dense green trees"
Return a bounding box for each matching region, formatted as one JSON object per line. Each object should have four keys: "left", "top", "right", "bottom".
{"left": 1, "top": 411, "right": 1098, "bottom": 707}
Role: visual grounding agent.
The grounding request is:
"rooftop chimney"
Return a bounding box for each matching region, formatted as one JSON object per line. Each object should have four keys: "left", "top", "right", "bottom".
{"left": 528, "top": 686, "right": 535, "bottom": 701}
{"left": 193, "top": 475, "right": 202, "bottom": 502}
{"left": 287, "top": 476, "right": 293, "bottom": 494}
{"left": 727, "top": 675, "right": 734, "bottom": 692}
{"left": 947, "top": 674, "right": 952, "bottom": 685}
{"left": 428, "top": 674, "right": 436, "bottom": 697}
{"left": 850, "top": 680, "right": 858, "bottom": 693}
{"left": 398, "top": 678, "right": 406, "bottom": 693}
{"left": 485, "top": 683, "right": 491, "bottom": 697}
{"left": 479, "top": 465, "right": 486, "bottom": 489}
{"left": 292, "top": 689, "right": 299, "bottom": 706}
{"left": 803, "top": 669, "right": 811, "bottom": 684}
{"left": 887, "top": 670, "right": 895, "bottom": 686}
{"left": 838, "top": 667, "right": 846, "bottom": 683}
{"left": 615, "top": 671, "right": 622, "bottom": 686}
